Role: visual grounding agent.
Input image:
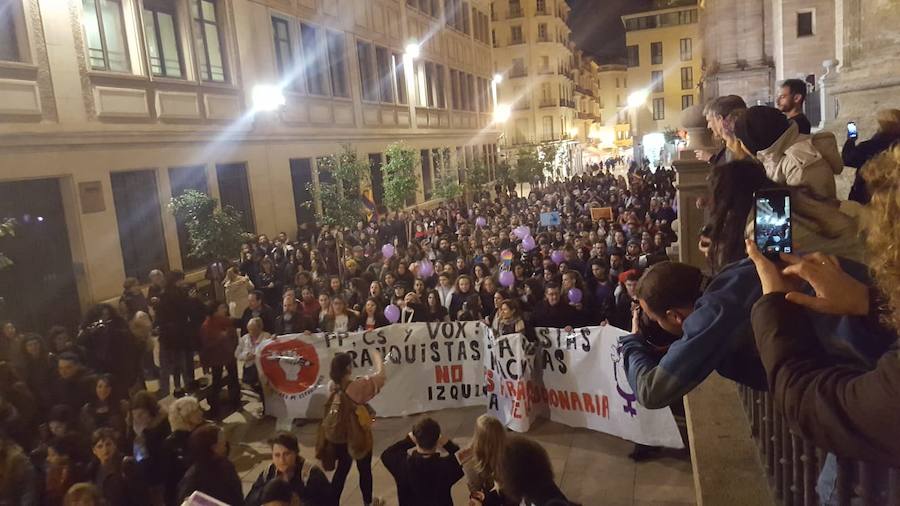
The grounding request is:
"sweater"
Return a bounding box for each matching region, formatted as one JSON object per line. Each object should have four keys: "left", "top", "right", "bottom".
{"left": 381, "top": 436, "right": 464, "bottom": 506}
{"left": 751, "top": 293, "right": 900, "bottom": 466}
{"left": 619, "top": 258, "right": 894, "bottom": 410}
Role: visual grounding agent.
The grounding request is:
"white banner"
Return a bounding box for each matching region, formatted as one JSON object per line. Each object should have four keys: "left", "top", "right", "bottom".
{"left": 256, "top": 322, "right": 485, "bottom": 421}
{"left": 258, "top": 323, "right": 683, "bottom": 448}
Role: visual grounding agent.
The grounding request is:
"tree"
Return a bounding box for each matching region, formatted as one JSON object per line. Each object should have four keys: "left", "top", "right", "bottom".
{"left": 382, "top": 142, "right": 419, "bottom": 211}
{"left": 0, "top": 218, "right": 15, "bottom": 270}
{"left": 514, "top": 147, "right": 543, "bottom": 192}
{"left": 431, "top": 148, "right": 463, "bottom": 201}
{"left": 308, "top": 145, "right": 369, "bottom": 229}
{"left": 169, "top": 190, "right": 250, "bottom": 263}
{"left": 464, "top": 157, "right": 491, "bottom": 200}
{"left": 538, "top": 142, "right": 562, "bottom": 180}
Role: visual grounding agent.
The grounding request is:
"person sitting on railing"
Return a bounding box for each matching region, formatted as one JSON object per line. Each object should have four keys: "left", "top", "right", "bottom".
{"left": 746, "top": 145, "right": 900, "bottom": 466}
{"left": 618, "top": 258, "right": 894, "bottom": 410}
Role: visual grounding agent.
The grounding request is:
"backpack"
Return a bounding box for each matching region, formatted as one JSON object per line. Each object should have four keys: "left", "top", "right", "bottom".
{"left": 316, "top": 386, "right": 374, "bottom": 468}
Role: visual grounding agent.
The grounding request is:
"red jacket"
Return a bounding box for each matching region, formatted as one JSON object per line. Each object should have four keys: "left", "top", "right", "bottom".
{"left": 200, "top": 315, "right": 237, "bottom": 367}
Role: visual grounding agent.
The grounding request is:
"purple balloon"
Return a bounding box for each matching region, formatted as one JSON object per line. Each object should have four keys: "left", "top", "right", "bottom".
{"left": 513, "top": 226, "right": 531, "bottom": 239}
{"left": 521, "top": 235, "right": 536, "bottom": 252}
{"left": 551, "top": 250, "right": 565, "bottom": 265}
{"left": 384, "top": 304, "right": 401, "bottom": 323}
{"left": 568, "top": 288, "right": 583, "bottom": 305}
{"left": 499, "top": 270, "right": 515, "bottom": 288}
{"left": 418, "top": 260, "right": 434, "bottom": 278}
{"left": 381, "top": 244, "right": 395, "bottom": 259}
{"left": 475, "top": 216, "right": 487, "bottom": 228}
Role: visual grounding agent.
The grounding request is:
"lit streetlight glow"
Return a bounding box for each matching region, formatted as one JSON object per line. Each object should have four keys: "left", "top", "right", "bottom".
{"left": 492, "top": 73, "right": 503, "bottom": 85}
{"left": 627, "top": 89, "right": 650, "bottom": 109}
{"left": 251, "top": 84, "right": 285, "bottom": 112}
{"left": 405, "top": 41, "right": 421, "bottom": 59}
{"left": 493, "top": 103, "right": 512, "bottom": 124}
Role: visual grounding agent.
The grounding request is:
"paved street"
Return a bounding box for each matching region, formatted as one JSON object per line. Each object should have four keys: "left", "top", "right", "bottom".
{"left": 216, "top": 397, "right": 695, "bottom": 506}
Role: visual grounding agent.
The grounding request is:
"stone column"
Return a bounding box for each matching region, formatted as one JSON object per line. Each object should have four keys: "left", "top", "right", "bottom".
{"left": 673, "top": 105, "right": 715, "bottom": 271}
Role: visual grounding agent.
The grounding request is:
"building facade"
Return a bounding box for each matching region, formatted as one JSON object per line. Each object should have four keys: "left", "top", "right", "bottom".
{"left": 622, "top": 0, "right": 702, "bottom": 151}
{"left": 0, "top": 0, "right": 499, "bottom": 330}
{"left": 594, "top": 64, "right": 632, "bottom": 156}
{"left": 572, "top": 48, "right": 601, "bottom": 166}
{"left": 490, "top": 0, "right": 578, "bottom": 171}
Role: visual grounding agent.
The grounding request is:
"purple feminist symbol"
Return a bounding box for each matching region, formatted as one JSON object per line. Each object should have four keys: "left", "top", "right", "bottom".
{"left": 610, "top": 346, "right": 638, "bottom": 417}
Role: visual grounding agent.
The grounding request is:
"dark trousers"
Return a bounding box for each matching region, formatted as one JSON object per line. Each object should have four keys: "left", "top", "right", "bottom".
{"left": 332, "top": 444, "right": 372, "bottom": 504}
{"left": 209, "top": 360, "right": 240, "bottom": 408}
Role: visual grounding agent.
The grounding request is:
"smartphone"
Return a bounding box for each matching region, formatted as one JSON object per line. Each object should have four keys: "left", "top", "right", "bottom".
{"left": 754, "top": 189, "right": 792, "bottom": 258}
{"left": 847, "top": 121, "right": 858, "bottom": 139}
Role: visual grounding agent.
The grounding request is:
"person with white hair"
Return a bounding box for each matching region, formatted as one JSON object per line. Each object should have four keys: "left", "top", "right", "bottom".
{"left": 162, "top": 396, "right": 205, "bottom": 506}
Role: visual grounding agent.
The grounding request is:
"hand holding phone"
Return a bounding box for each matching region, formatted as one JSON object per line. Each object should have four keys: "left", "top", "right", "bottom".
{"left": 754, "top": 189, "right": 793, "bottom": 259}
{"left": 847, "top": 121, "right": 858, "bottom": 139}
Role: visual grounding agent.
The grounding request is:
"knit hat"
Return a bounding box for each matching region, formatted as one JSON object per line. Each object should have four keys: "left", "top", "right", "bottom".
{"left": 733, "top": 106, "right": 791, "bottom": 154}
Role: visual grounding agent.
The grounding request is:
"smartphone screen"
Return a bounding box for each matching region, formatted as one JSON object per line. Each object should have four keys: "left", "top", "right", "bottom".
{"left": 755, "top": 190, "right": 792, "bottom": 255}
{"left": 847, "top": 121, "right": 858, "bottom": 138}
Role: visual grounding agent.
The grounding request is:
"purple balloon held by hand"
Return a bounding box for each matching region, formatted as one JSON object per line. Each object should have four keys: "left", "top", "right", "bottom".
{"left": 568, "top": 288, "right": 583, "bottom": 305}
{"left": 384, "top": 304, "right": 401, "bottom": 323}
{"left": 551, "top": 250, "right": 565, "bottom": 265}
{"left": 418, "top": 260, "right": 434, "bottom": 278}
{"left": 521, "top": 235, "right": 536, "bottom": 252}
{"left": 475, "top": 216, "right": 487, "bottom": 228}
{"left": 499, "top": 270, "right": 515, "bottom": 288}
{"left": 382, "top": 243, "right": 395, "bottom": 259}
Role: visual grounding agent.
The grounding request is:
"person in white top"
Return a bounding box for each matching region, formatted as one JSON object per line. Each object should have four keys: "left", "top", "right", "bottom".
{"left": 224, "top": 267, "right": 254, "bottom": 319}
{"left": 436, "top": 272, "right": 455, "bottom": 310}
{"left": 235, "top": 317, "right": 271, "bottom": 406}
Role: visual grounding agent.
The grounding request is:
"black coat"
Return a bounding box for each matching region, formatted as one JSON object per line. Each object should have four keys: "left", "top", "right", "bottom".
{"left": 240, "top": 304, "right": 277, "bottom": 335}
{"left": 844, "top": 133, "right": 900, "bottom": 204}
{"left": 244, "top": 461, "right": 333, "bottom": 506}
{"left": 530, "top": 301, "right": 581, "bottom": 329}
{"left": 156, "top": 288, "right": 193, "bottom": 351}
{"left": 177, "top": 457, "right": 244, "bottom": 506}
{"left": 381, "top": 436, "right": 464, "bottom": 506}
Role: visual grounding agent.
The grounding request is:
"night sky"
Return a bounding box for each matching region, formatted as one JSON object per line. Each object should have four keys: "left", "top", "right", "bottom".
{"left": 567, "top": 0, "right": 652, "bottom": 63}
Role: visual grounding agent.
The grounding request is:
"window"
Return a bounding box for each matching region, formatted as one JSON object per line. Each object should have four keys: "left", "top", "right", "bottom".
{"left": 679, "top": 38, "right": 692, "bottom": 61}
{"left": 392, "top": 52, "right": 407, "bottom": 104}
{"left": 542, "top": 116, "right": 553, "bottom": 140}
{"left": 83, "top": 0, "right": 130, "bottom": 71}
{"left": 651, "top": 70, "right": 663, "bottom": 92}
{"left": 301, "top": 24, "right": 328, "bottom": 95}
{"left": 192, "top": 0, "right": 226, "bottom": 81}
{"left": 450, "top": 69, "right": 459, "bottom": 109}
{"left": 650, "top": 41, "right": 662, "bottom": 65}
{"left": 327, "top": 31, "right": 349, "bottom": 97}
{"left": 491, "top": 29, "right": 496, "bottom": 47}
{"left": 143, "top": 0, "right": 183, "bottom": 77}
{"left": 420, "top": 149, "right": 432, "bottom": 199}
{"left": 510, "top": 25, "right": 523, "bottom": 44}
{"left": 0, "top": 0, "right": 21, "bottom": 61}
{"left": 540, "top": 55, "right": 549, "bottom": 72}
{"left": 652, "top": 97, "right": 664, "bottom": 120}
{"left": 681, "top": 94, "right": 694, "bottom": 110}
{"left": 536, "top": 0, "right": 546, "bottom": 13}
{"left": 466, "top": 73, "right": 475, "bottom": 111}
{"left": 436, "top": 64, "right": 446, "bottom": 108}
{"left": 626, "top": 45, "right": 639, "bottom": 67}
{"left": 537, "top": 23, "right": 547, "bottom": 41}
{"left": 680, "top": 67, "right": 693, "bottom": 90}
{"left": 289, "top": 158, "right": 315, "bottom": 225}
{"left": 797, "top": 11, "right": 814, "bottom": 37}
{"left": 375, "top": 46, "right": 394, "bottom": 103}
{"left": 511, "top": 57, "right": 526, "bottom": 77}
{"left": 216, "top": 163, "right": 254, "bottom": 232}
{"left": 461, "top": 1, "right": 469, "bottom": 34}
{"left": 270, "top": 17, "right": 291, "bottom": 78}
{"left": 356, "top": 41, "right": 376, "bottom": 101}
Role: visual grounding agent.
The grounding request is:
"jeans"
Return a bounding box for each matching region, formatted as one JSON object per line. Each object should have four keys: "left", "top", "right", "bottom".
{"left": 209, "top": 360, "right": 241, "bottom": 409}
{"left": 158, "top": 348, "right": 194, "bottom": 396}
{"left": 332, "top": 444, "right": 372, "bottom": 504}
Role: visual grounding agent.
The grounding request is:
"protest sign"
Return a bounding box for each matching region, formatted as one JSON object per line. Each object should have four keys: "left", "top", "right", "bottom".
{"left": 540, "top": 211, "right": 561, "bottom": 227}
{"left": 590, "top": 207, "right": 614, "bottom": 221}
{"left": 258, "top": 322, "right": 683, "bottom": 448}
{"left": 485, "top": 326, "right": 684, "bottom": 448}
{"left": 257, "top": 322, "right": 486, "bottom": 420}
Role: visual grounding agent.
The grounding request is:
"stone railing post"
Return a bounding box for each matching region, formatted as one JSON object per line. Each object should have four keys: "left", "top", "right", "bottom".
{"left": 672, "top": 105, "right": 715, "bottom": 270}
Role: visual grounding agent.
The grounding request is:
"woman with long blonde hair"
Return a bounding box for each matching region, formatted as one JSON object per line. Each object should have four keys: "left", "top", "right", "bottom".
{"left": 458, "top": 414, "right": 506, "bottom": 504}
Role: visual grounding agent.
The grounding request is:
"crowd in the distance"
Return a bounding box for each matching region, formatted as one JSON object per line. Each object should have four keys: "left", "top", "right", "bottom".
{"left": 0, "top": 161, "right": 679, "bottom": 506}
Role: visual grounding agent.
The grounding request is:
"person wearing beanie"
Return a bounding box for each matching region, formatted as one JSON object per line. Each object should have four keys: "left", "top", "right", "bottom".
{"left": 734, "top": 106, "right": 843, "bottom": 201}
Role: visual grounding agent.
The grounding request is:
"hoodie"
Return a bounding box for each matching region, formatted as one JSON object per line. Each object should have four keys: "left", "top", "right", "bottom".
{"left": 619, "top": 258, "right": 893, "bottom": 410}
{"left": 755, "top": 123, "right": 843, "bottom": 202}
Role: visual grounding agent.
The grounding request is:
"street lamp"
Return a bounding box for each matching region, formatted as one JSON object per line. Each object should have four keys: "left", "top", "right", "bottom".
{"left": 251, "top": 84, "right": 285, "bottom": 112}
{"left": 492, "top": 73, "right": 503, "bottom": 85}
{"left": 404, "top": 41, "right": 421, "bottom": 59}
{"left": 627, "top": 89, "right": 649, "bottom": 109}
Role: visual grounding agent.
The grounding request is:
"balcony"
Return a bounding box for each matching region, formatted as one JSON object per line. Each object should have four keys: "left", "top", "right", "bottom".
{"left": 574, "top": 85, "right": 593, "bottom": 97}
{"left": 577, "top": 112, "right": 599, "bottom": 120}
{"left": 512, "top": 101, "right": 530, "bottom": 111}
{"left": 508, "top": 6, "right": 523, "bottom": 18}
{"left": 559, "top": 99, "right": 575, "bottom": 108}
{"left": 539, "top": 100, "right": 556, "bottom": 108}
{"left": 537, "top": 35, "right": 550, "bottom": 43}
{"left": 509, "top": 37, "right": 525, "bottom": 46}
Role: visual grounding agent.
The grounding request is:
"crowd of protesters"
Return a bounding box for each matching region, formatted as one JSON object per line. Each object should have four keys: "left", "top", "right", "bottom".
{"left": 2, "top": 76, "right": 897, "bottom": 506}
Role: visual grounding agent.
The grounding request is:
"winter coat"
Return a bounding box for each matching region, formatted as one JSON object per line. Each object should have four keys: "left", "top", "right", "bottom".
{"left": 156, "top": 288, "right": 193, "bottom": 351}
{"left": 224, "top": 276, "right": 254, "bottom": 319}
{"left": 199, "top": 315, "right": 237, "bottom": 368}
{"left": 176, "top": 457, "right": 244, "bottom": 506}
{"left": 755, "top": 123, "right": 843, "bottom": 201}
{"left": 843, "top": 132, "right": 900, "bottom": 204}
{"left": 244, "top": 461, "right": 333, "bottom": 506}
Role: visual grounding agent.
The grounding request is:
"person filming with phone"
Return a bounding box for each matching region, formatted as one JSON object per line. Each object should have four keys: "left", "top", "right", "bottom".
{"left": 843, "top": 108, "right": 900, "bottom": 204}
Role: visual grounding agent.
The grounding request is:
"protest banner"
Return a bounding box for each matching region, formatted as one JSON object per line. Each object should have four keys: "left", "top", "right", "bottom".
{"left": 590, "top": 207, "right": 614, "bottom": 221}
{"left": 257, "top": 322, "right": 486, "bottom": 421}
{"left": 485, "top": 326, "right": 684, "bottom": 448}
{"left": 258, "top": 322, "right": 683, "bottom": 448}
{"left": 539, "top": 211, "right": 561, "bottom": 227}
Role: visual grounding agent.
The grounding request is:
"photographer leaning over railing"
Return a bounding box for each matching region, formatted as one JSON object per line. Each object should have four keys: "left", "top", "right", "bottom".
{"left": 746, "top": 145, "right": 900, "bottom": 467}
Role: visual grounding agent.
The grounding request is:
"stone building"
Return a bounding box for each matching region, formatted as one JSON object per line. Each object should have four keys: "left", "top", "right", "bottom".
{"left": 0, "top": 0, "right": 499, "bottom": 329}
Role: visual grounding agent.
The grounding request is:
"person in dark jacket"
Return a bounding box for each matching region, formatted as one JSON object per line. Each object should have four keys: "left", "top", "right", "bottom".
{"left": 275, "top": 294, "right": 316, "bottom": 335}
{"left": 776, "top": 79, "right": 812, "bottom": 134}
{"left": 241, "top": 290, "right": 278, "bottom": 334}
{"left": 77, "top": 304, "right": 142, "bottom": 394}
{"left": 162, "top": 396, "right": 205, "bottom": 506}
{"left": 620, "top": 259, "right": 894, "bottom": 410}
{"left": 843, "top": 108, "right": 900, "bottom": 204}
{"left": 176, "top": 425, "right": 243, "bottom": 506}
{"left": 129, "top": 390, "right": 170, "bottom": 498}
{"left": 245, "top": 433, "right": 333, "bottom": 506}
{"left": 49, "top": 352, "right": 95, "bottom": 412}
{"left": 448, "top": 275, "right": 479, "bottom": 321}
{"left": 87, "top": 428, "right": 137, "bottom": 506}
{"left": 381, "top": 417, "right": 464, "bottom": 506}
{"left": 156, "top": 272, "right": 195, "bottom": 397}
{"left": 530, "top": 284, "right": 580, "bottom": 330}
